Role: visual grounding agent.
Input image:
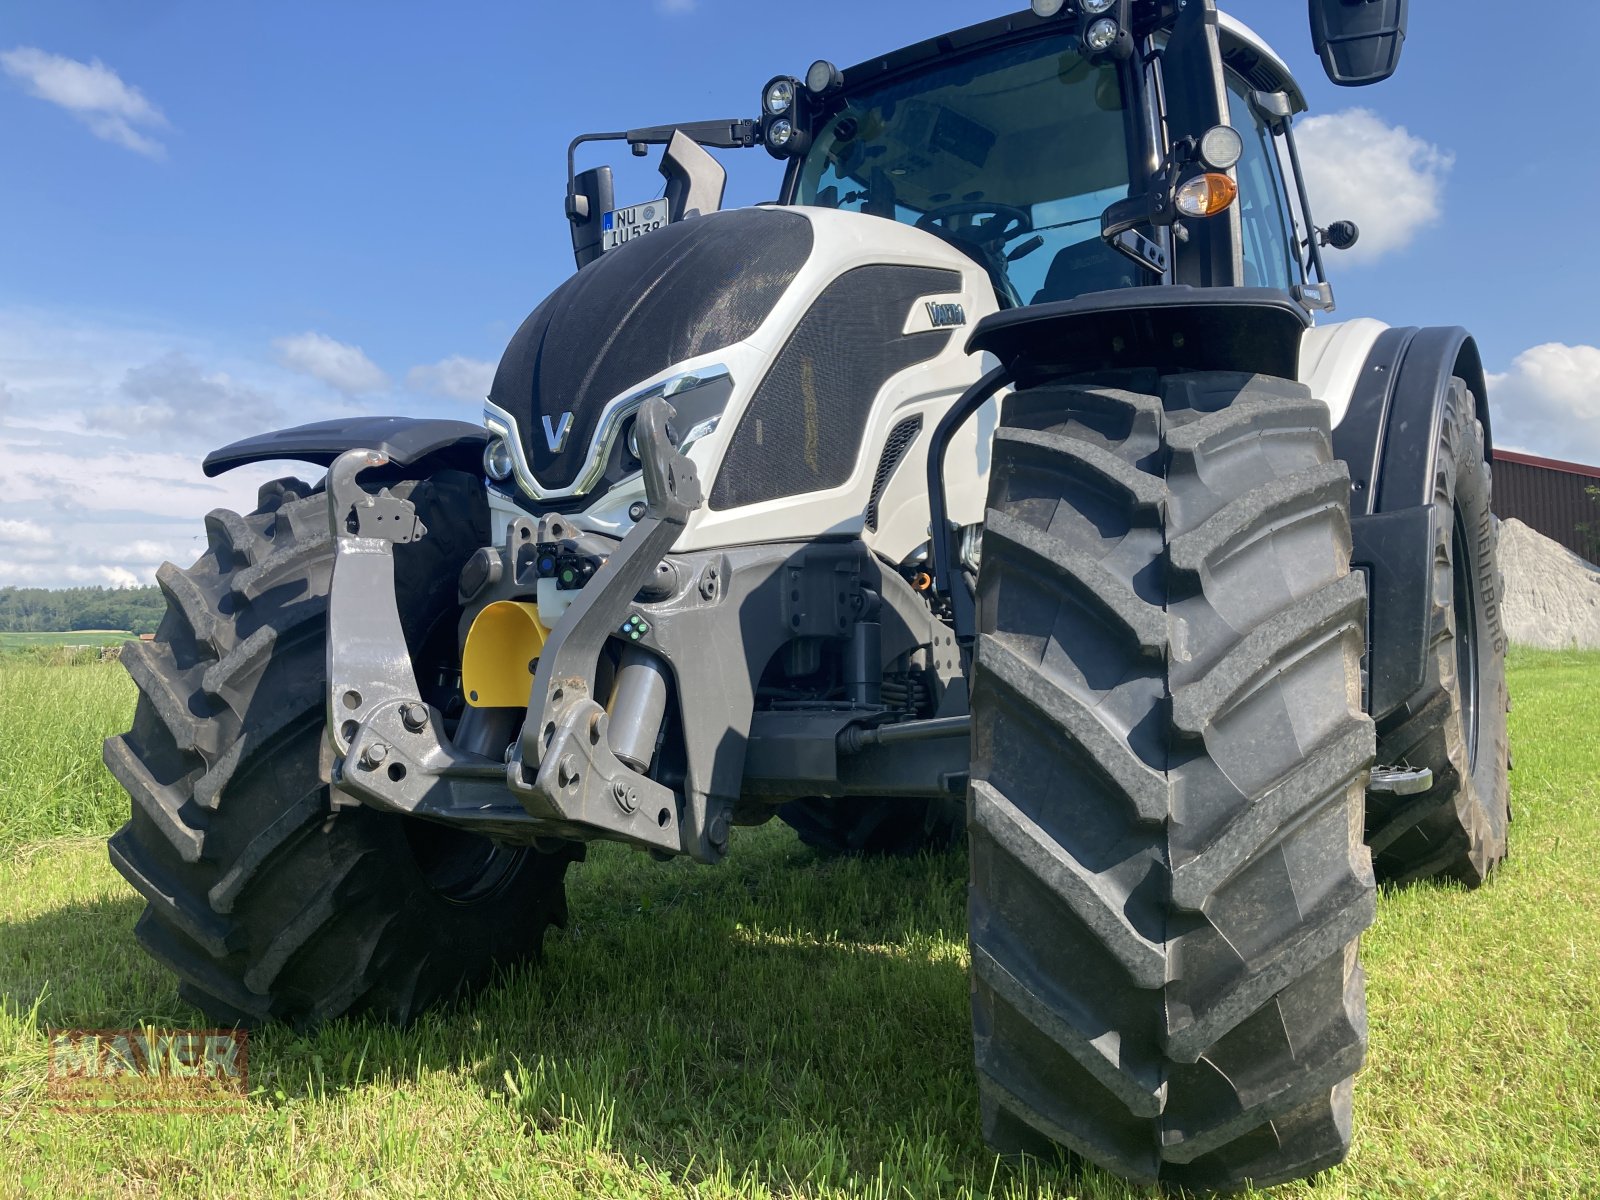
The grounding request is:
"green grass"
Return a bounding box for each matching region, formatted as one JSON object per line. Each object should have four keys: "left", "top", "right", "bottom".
{"left": 0, "top": 651, "right": 1596, "bottom": 1197}
{"left": 0, "top": 660, "right": 135, "bottom": 847}
{"left": 0, "top": 631, "right": 133, "bottom": 652}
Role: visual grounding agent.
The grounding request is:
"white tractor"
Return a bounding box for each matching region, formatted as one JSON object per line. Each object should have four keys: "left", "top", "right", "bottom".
{"left": 109, "top": 0, "right": 1506, "bottom": 1188}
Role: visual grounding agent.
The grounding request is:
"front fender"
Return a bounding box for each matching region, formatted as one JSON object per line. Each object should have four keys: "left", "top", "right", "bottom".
{"left": 203, "top": 416, "right": 487, "bottom": 479}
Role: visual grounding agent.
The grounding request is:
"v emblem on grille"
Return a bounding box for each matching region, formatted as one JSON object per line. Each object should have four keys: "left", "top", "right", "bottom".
{"left": 541, "top": 412, "right": 575, "bottom": 453}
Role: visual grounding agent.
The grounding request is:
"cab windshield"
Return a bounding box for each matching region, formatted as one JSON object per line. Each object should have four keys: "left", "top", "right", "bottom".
{"left": 795, "top": 32, "right": 1140, "bottom": 307}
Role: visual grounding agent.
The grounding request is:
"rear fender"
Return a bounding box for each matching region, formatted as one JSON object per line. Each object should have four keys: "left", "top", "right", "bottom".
{"left": 1331, "top": 326, "right": 1492, "bottom": 721}
{"left": 203, "top": 416, "right": 488, "bottom": 480}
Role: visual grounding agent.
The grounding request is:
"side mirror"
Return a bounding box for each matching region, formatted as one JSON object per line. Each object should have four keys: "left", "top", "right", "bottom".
{"left": 1309, "top": 0, "right": 1408, "bottom": 87}
{"left": 1319, "top": 220, "right": 1361, "bottom": 251}
{"left": 567, "top": 165, "right": 616, "bottom": 270}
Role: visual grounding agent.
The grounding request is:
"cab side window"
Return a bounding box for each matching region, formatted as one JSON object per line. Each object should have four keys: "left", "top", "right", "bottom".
{"left": 1224, "top": 76, "right": 1299, "bottom": 292}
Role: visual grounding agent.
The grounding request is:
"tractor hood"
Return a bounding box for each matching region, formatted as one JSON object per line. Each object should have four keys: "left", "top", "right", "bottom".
{"left": 487, "top": 207, "right": 815, "bottom": 502}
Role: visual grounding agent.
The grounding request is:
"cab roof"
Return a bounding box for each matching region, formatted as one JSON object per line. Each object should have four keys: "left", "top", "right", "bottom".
{"left": 841, "top": 7, "right": 1307, "bottom": 115}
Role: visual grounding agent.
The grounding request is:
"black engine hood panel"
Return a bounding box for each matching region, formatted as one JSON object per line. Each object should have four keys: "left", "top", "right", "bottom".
{"left": 489, "top": 207, "right": 814, "bottom": 495}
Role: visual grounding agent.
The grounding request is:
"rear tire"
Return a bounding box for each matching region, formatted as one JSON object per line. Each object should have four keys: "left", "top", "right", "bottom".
{"left": 778, "top": 795, "right": 964, "bottom": 857}
{"left": 1366, "top": 379, "right": 1510, "bottom": 887}
{"left": 968, "top": 371, "right": 1375, "bottom": 1189}
{"left": 105, "top": 472, "right": 578, "bottom": 1026}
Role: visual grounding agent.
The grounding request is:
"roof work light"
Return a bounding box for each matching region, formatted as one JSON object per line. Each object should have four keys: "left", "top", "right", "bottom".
{"left": 1079, "top": 0, "right": 1133, "bottom": 59}
{"left": 760, "top": 76, "right": 812, "bottom": 159}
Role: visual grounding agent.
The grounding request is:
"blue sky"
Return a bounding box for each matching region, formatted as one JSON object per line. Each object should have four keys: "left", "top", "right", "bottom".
{"left": 2, "top": 1, "right": 1597, "bottom": 586}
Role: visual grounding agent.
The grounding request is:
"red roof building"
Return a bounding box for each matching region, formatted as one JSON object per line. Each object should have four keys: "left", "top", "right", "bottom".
{"left": 1492, "top": 450, "right": 1600, "bottom": 562}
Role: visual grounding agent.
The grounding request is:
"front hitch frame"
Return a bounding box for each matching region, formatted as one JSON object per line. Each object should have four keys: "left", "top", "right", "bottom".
{"left": 506, "top": 397, "right": 703, "bottom": 851}
{"left": 323, "top": 450, "right": 547, "bottom": 841}
{"left": 322, "top": 396, "right": 704, "bottom": 856}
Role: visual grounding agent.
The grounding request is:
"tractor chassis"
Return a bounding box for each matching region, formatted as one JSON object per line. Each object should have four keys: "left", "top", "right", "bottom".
{"left": 324, "top": 396, "right": 967, "bottom": 864}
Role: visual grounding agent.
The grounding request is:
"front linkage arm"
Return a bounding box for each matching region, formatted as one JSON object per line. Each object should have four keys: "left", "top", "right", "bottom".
{"left": 322, "top": 397, "right": 703, "bottom": 855}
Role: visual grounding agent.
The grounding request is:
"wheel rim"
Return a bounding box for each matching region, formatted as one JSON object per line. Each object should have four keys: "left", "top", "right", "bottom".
{"left": 1451, "top": 508, "right": 1482, "bottom": 773}
{"left": 401, "top": 819, "right": 523, "bottom": 905}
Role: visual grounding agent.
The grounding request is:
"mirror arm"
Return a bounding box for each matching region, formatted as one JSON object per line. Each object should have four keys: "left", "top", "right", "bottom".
{"left": 1102, "top": 164, "right": 1178, "bottom": 240}
{"left": 565, "top": 120, "right": 758, "bottom": 211}
{"left": 1100, "top": 180, "right": 1175, "bottom": 277}
{"left": 623, "top": 119, "right": 760, "bottom": 152}
{"left": 568, "top": 131, "right": 628, "bottom": 191}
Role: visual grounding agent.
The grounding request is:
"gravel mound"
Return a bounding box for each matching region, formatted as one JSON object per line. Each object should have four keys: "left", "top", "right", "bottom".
{"left": 1496, "top": 518, "right": 1600, "bottom": 649}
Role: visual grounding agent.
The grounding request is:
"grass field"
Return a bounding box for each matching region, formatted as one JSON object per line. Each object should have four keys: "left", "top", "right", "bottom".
{"left": 0, "top": 651, "right": 1596, "bottom": 1198}
{"left": 0, "top": 631, "right": 132, "bottom": 652}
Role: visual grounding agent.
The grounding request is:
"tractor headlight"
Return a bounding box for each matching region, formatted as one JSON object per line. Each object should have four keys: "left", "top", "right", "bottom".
{"left": 1175, "top": 173, "right": 1239, "bottom": 219}
{"left": 483, "top": 437, "right": 515, "bottom": 483}
{"left": 1078, "top": 0, "right": 1131, "bottom": 58}
{"left": 1199, "top": 125, "right": 1245, "bottom": 172}
{"left": 805, "top": 60, "right": 843, "bottom": 96}
{"left": 761, "top": 75, "right": 810, "bottom": 159}
{"left": 764, "top": 79, "right": 795, "bottom": 116}
{"left": 1084, "top": 17, "right": 1121, "bottom": 52}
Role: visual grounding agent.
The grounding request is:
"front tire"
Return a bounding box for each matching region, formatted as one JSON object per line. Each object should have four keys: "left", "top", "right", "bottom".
{"left": 105, "top": 473, "right": 578, "bottom": 1026}
{"left": 968, "top": 372, "right": 1376, "bottom": 1190}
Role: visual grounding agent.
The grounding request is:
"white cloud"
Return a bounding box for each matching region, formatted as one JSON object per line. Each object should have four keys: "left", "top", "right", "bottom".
{"left": 406, "top": 355, "right": 496, "bottom": 403}
{"left": 0, "top": 307, "right": 363, "bottom": 587}
{"left": 0, "top": 46, "right": 168, "bottom": 159}
{"left": 0, "top": 558, "right": 143, "bottom": 588}
{"left": 274, "top": 331, "right": 389, "bottom": 396}
{"left": 1488, "top": 344, "right": 1600, "bottom": 466}
{"left": 0, "top": 306, "right": 480, "bottom": 588}
{"left": 0, "top": 518, "right": 52, "bottom": 545}
{"left": 0, "top": 438, "right": 278, "bottom": 587}
{"left": 1295, "top": 108, "right": 1452, "bottom": 266}
{"left": 95, "top": 351, "right": 283, "bottom": 446}
{"left": 125, "top": 538, "right": 189, "bottom": 564}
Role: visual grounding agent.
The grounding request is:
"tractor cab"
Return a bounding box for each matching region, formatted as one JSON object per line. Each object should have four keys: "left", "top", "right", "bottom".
{"left": 776, "top": 6, "right": 1331, "bottom": 312}
{"left": 566, "top": 1, "right": 1403, "bottom": 315}
{"left": 787, "top": 27, "right": 1139, "bottom": 308}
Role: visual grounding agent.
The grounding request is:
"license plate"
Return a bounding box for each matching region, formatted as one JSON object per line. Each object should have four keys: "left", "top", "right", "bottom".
{"left": 602, "top": 199, "right": 670, "bottom": 251}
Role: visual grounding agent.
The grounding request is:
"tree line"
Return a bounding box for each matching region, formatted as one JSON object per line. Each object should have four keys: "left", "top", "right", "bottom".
{"left": 0, "top": 586, "right": 165, "bottom": 635}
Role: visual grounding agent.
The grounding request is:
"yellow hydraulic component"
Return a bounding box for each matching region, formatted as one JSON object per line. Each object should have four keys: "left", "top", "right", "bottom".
{"left": 461, "top": 601, "right": 549, "bottom": 708}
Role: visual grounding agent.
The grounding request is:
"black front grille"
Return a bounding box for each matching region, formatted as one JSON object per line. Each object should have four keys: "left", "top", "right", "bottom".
{"left": 866, "top": 415, "right": 924, "bottom": 532}
{"left": 709, "top": 265, "right": 959, "bottom": 510}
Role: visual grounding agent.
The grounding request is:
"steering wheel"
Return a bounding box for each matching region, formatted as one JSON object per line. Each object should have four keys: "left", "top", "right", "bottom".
{"left": 915, "top": 202, "right": 1032, "bottom": 248}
